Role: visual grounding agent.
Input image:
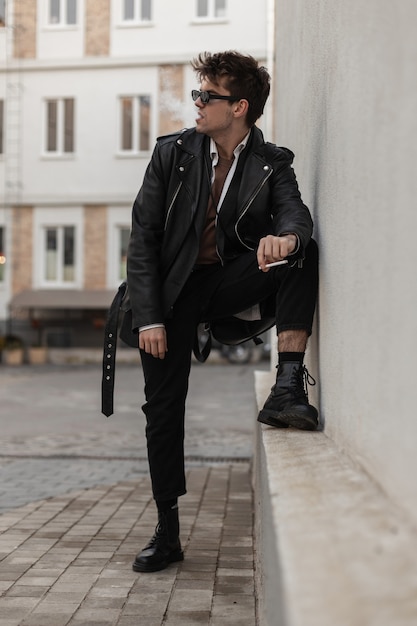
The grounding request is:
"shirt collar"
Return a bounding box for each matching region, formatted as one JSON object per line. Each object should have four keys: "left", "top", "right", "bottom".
{"left": 210, "top": 130, "right": 251, "bottom": 165}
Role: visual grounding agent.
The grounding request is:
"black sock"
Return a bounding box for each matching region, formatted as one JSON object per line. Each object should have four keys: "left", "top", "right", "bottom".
{"left": 279, "top": 351, "right": 304, "bottom": 364}
{"left": 156, "top": 498, "right": 178, "bottom": 513}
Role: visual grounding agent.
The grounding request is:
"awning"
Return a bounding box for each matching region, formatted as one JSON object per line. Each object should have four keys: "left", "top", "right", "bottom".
{"left": 10, "top": 289, "right": 115, "bottom": 310}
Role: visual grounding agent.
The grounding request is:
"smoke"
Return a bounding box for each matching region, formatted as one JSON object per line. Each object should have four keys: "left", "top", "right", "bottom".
{"left": 159, "top": 67, "right": 196, "bottom": 128}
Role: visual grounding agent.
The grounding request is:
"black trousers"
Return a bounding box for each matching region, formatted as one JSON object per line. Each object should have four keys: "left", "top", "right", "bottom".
{"left": 139, "top": 239, "right": 318, "bottom": 501}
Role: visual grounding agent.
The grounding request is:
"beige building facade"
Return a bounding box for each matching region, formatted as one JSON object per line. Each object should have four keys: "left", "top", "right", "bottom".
{"left": 0, "top": 0, "right": 268, "bottom": 348}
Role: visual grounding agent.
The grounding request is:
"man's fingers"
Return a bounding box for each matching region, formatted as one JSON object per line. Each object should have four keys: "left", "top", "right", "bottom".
{"left": 258, "top": 234, "right": 296, "bottom": 270}
{"left": 152, "top": 336, "right": 167, "bottom": 359}
{"left": 139, "top": 328, "right": 167, "bottom": 359}
{"left": 258, "top": 235, "right": 283, "bottom": 270}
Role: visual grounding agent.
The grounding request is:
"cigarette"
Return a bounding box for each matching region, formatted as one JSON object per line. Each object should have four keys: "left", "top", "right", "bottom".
{"left": 263, "top": 260, "right": 288, "bottom": 268}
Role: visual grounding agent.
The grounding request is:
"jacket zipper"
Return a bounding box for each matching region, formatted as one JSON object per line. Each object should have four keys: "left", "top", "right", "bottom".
{"left": 164, "top": 182, "right": 182, "bottom": 230}
{"left": 214, "top": 214, "right": 224, "bottom": 265}
{"left": 234, "top": 168, "right": 273, "bottom": 250}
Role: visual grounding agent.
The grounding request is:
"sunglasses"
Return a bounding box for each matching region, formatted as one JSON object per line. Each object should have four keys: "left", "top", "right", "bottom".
{"left": 191, "top": 89, "right": 240, "bottom": 104}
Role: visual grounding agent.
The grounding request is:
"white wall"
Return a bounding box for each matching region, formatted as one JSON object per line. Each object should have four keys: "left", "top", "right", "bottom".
{"left": 20, "top": 65, "right": 158, "bottom": 205}
{"left": 0, "top": 0, "right": 269, "bottom": 331}
{"left": 110, "top": 0, "right": 267, "bottom": 59}
{"left": 13, "top": 0, "right": 269, "bottom": 208}
{"left": 37, "top": 0, "right": 85, "bottom": 60}
{"left": 274, "top": 0, "right": 417, "bottom": 523}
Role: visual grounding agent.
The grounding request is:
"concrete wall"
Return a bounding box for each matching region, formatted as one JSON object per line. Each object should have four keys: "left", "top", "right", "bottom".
{"left": 274, "top": 0, "right": 417, "bottom": 523}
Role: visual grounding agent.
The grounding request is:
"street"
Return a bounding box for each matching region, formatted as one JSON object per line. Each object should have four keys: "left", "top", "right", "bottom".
{"left": 0, "top": 360, "right": 268, "bottom": 512}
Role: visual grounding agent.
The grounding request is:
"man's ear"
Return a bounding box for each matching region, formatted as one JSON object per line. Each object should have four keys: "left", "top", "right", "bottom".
{"left": 233, "top": 99, "right": 249, "bottom": 119}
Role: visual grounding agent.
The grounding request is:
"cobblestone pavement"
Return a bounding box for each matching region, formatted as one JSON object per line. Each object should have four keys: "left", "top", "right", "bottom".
{"left": 0, "top": 361, "right": 266, "bottom": 624}
{"left": 0, "top": 467, "right": 255, "bottom": 626}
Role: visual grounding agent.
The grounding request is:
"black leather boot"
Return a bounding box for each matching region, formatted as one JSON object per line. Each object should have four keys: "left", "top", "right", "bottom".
{"left": 257, "top": 361, "right": 319, "bottom": 431}
{"left": 132, "top": 505, "right": 184, "bottom": 573}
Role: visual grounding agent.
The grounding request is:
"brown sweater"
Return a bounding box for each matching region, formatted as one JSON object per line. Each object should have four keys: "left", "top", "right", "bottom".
{"left": 196, "top": 156, "right": 234, "bottom": 264}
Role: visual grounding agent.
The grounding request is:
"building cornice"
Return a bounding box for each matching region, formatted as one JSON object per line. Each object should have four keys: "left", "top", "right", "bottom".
{"left": 0, "top": 50, "right": 267, "bottom": 73}
{"left": 1, "top": 194, "right": 134, "bottom": 208}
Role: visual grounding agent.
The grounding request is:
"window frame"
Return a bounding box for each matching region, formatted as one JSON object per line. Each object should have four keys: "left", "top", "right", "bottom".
{"left": 0, "top": 99, "right": 3, "bottom": 155}
{"left": 0, "top": 225, "right": 5, "bottom": 283}
{"left": 121, "top": 0, "right": 152, "bottom": 25}
{"left": 117, "top": 225, "right": 130, "bottom": 283}
{"left": 0, "top": 0, "right": 5, "bottom": 27}
{"left": 47, "top": 0, "right": 78, "bottom": 27}
{"left": 43, "top": 97, "right": 75, "bottom": 158}
{"left": 195, "top": 0, "right": 227, "bottom": 21}
{"left": 118, "top": 94, "right": 151, "bottom": 155}
{"left": 34, "top": 208, "right": 83, "bottom": 289}
{"left": 106, "top": 208, "right": 131, "bottom": 288}
{"left": 41, "top": 224, "right": 77, "bottom": 286}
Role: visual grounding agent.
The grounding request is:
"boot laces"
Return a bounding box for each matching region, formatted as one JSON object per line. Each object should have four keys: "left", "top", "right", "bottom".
{"left": 291, "top": 365, "right": 316, "bottom": 400}
{"left": 146, "top": 519, "right": 166, "bottom": 548}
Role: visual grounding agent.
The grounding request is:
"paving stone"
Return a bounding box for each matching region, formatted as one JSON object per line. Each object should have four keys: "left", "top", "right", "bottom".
{"left": 117, "top": 618, "right": 163, "bottom": 626}
{"left": 168, "top": 588, "right": 213, "bottom": 612}
{"left": 164, "top": 611, "right": 211, "bottom": 625}
{"left": 0, "top": 469, "right": 257, "bottom": 624}
{"left": 37, "top": 591, "right": 88, "bottom": 603}
{"left": 80, "top": 596, "right": 126, "bottom": 609}
{"left": 67, "top": 607, "right": 120, "bottom": 621}
{"left": 121, "top": 601, "right": 168, "bottom": 618}
{"left": 175, "top": 578, "right": 215, "bottom": 590}
{"left": 0, "top": 580, "right": 14, "bottom": 592}
{"left": 21, "top": 617, "right": 75, "bottom": 626}
{"left": 0, "top": 364, "right": 261, "bottom": 624}
{"left": 210, "top": 618, "right": 256, "bottom": 626}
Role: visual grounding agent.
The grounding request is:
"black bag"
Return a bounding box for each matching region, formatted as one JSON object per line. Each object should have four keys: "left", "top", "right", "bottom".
{"left": 101, "top": 282, "right": 275, "bottom": 415}
{"left": 193, "top": 310, "right": 275, "bottom": 362}
{"left": 108, "top": 281, "right": 275, "bottom": 353}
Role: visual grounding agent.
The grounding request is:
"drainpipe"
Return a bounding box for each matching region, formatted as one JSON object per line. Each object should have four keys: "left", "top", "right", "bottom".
{"left": 266, "top": 0, "right": 278, "bottom": 369}
{"left": 265, "top": 0, "right": 276, "bottom": 142}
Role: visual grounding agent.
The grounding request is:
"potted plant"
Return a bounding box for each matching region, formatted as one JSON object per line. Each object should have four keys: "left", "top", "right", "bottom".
{"left": 27, "top": 321, "right": 48, "bottom": 365}
{"left": 28, "top": 342, "right": 48, "bottom": 365}
{"left": 2, "top": 335, "right": 25, "bottom": 366}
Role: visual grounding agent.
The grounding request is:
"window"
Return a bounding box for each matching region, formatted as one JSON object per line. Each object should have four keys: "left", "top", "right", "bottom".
{"left": 196, "top": 0, "right": 226, "bottom": 19}
{"left": 0, "top": 226, "right": 5, "bottom": 282}
{"left": 120, "top": 95, "right": 151, "bottom": 153}
{"left": 45, "top": 98, "right": 74, "bottom": 154}
{"left": 49, "top": 0, "right": 77, "bottom": 25}
{"left": 107, "top": 209, "right": 131, "bottom": 287}
{"left": 0, "top": 99, "right": 3, "bottom": 154}
{"left": 0, "top": 0, "right": 5, "bottom": 27}
{"left": 35, "top": 208, "right": 82, "bottom": 288}
{"left": 43, "top": 225, "right": 76, "bottom": 284}
{"left": 118, "top": 227, "right": 130, "bottom": 281}
{"left": 123, "top": 0, "right": 152, "bottom": 22}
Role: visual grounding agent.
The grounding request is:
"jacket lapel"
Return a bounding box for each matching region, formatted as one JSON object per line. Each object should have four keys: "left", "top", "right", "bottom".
{"left": 219, "top": 128, "right": 269, "bottom": 220}
{"left": 160, "top": 133, "right": 209, "bottom": 273}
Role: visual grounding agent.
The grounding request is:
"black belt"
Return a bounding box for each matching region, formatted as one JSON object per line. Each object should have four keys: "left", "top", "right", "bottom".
{"left": 101, "top": 282, "right": 128, "bottom": 417}
{"left": 101, "top": 275, "right": 221, "bottom": 415}
{"left": 192, "top": 262, "right": 221, "bottom": 271}
{"left": 100, "top": 278, "right": 209, "bottom": 416}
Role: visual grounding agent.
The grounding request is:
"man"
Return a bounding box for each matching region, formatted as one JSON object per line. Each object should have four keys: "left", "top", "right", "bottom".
{"left": 126, "top": 51, "right": 319, "bottom": 573}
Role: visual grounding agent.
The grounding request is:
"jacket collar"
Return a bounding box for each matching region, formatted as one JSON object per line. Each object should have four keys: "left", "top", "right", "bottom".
{"left": 177, "top": 125, "right": 266, "bottom": 158}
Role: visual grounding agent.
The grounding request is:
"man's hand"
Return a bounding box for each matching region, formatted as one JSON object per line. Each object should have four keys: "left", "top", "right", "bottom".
{"left": 139, "top": 327, "right": 167, "bottom": 359}
{"left": 257, "top": 234, "right": 297, "bottom": 272}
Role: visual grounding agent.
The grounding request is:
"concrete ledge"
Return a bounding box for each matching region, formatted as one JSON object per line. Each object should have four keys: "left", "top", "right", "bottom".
{"left": 253, "top": 370, "right": 417, "bottom": 626}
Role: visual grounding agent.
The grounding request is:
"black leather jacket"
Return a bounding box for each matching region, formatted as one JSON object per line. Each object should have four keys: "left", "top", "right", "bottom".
{"left": 127, "top": 126, "right": 313, "bottom": 331}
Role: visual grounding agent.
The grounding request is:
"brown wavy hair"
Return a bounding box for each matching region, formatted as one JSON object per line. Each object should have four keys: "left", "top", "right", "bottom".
{"left": 191, "top": 50, "right": 271, "bottom": 127}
